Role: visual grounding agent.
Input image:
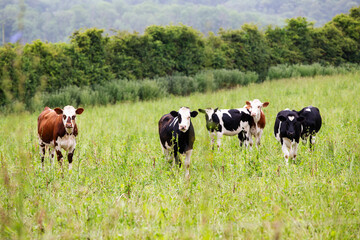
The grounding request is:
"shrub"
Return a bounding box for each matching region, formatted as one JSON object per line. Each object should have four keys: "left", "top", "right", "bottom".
{"left": 193, "top": 71, "right": 215, "bottom": 92}
{"left": 138, "top": 80, "right": 165, "bottom": 101}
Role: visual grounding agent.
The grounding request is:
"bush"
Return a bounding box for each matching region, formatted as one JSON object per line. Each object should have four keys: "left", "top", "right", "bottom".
{"left": 267, "top": 63, "right": 359, "bottom": 81}
{"left": 193, "top": 71, "right": 215, "bottom": 92}
{"left": 138, "top": 80, "right": 165, "bottom": 101}
{"left": 213, "top": 69, "right": 258, "bottom": 88}
{"left": 2, "top": 65, "right": 359, "bottom": 114}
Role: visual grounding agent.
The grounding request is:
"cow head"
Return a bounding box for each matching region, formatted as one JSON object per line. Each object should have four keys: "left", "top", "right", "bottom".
{"left": 199, "top": 108, "right": 219, "bottom": 131}
{"left": 54, "top": 106, "right": 84, "bottom": 134}
{"left": 278, "top": 114, "right": 304, "bottom": 140}
{"left": 170, "top": 107, "right": 198, "bottom": 132}
{"left": 245, "top": 99, "right": 269, "bottom": 121}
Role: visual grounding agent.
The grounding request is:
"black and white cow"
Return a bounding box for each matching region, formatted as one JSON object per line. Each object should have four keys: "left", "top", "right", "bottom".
{"left": 158, "top": 107, "right": 198, "bottom": 178}
{"left": 198, "top": 107, "right": 254, "bottom": 149}
{"left": 294, "top": 106, "right": 322, "bottom": 149}
{"left": 274, "top": 109, "right": 304, "bottom": 164}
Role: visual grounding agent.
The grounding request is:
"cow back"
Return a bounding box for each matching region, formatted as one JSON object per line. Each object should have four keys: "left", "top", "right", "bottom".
{"left": 298, "top": 106, "right": 322, "bottom": 134}
{"left": 38, "top": 108, "right": 65, "bottom": 144}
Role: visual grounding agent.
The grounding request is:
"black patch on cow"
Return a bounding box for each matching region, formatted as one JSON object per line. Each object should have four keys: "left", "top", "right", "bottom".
{"left": 296, "top": 106, "right": 322, "bottom": 138}
{"left": 211, "top": 113, "right": 222, "bottom": 132}
{"left": 222, "top": 109, "right": 254, "bottom": 132}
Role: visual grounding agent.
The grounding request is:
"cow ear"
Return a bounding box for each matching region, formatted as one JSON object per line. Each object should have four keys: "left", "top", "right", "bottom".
{"left": 246, "top": 101, "right": 251, "bottom": 107}
{"left": 198, "top": 109, "right": 205, "bottom": 114}
{"left": 298, "top": 116, "right": 305, "bottom": 122}
{"left": 54, "top": 108, "right": 63, "bottom": 115}
{"left": 170, "top": 111, "right": 178, "bottom": 117}
{"left": 76, "top": 108, "right": 84, "bottom": 115}
{"left": 190, "top": 111, "right": 198, "bottom": 118}
{"left": 262, "top": 102, "right": 269, "bottom": 107}
{"left": 278, "top": 115, "right": 286, "bottom": 122}
{"left": 214, "top": 108, "right": 218, "bottom": 112}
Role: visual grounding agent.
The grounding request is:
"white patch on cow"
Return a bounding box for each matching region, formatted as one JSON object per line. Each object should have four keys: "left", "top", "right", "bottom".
{"left": 62, "top": 105, "right": 77, "bottom": 134}
{"left": 164, "top": 141, "right": 172, "bottom": 150}
{"left": 184, "top": 149, "right": 192, "bottom": 179}
{"left": 178, "top": 107, "right": 192, "bottom": 132}
{"left": 57, "top": 134, "right": 76, "bottom": 152}
{"left": 311, "top": 136, "right": 316, "bottom": 145}
{"left": 275, "top": 122, "right": 282, "bottom": 142}
{"left": 204, "top": 108, "right": 215, "bottom": 120}
{"left": 170, "top": 117, "right": 178, "bottom": 127}
{"left": 288, "top": 116, "right": 295, "bottom": 121}
{"left": 305, "top": 108, "right": 311, "bottom": 112}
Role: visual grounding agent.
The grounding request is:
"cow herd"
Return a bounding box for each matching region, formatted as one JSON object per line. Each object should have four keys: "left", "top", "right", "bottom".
{"left": 37, "top": 100, "right": 322, "bottom": 177}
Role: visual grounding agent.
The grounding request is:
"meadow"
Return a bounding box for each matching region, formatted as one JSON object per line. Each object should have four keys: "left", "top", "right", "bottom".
{"left": 0, "top": 73, "right": 360, "bottom": 239}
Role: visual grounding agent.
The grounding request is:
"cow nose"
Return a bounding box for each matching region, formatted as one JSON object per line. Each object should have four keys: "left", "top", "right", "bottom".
{"left": 251, "top": 112, "right": 256, "bottom": 116}
{"left": 288, "top": 131, "right": 295, "bottom": 137}
{"left": 66, "top": 123, "right": 72, "bottom": 128}
{"left": 179, "top": 125, "right": 186, "bottom": 130}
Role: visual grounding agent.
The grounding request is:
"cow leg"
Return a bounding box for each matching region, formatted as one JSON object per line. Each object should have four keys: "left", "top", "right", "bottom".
{"left": 301, "top": 136, "right": 307, "bottom": 145}
{"left": 282, "top": 139, "right": 291, "bottom": 165}
{"left": 216, "top": 132, "right": 223, "bottom": 150}
{"left": 256, "top": 129, "right": 263, "bottom": 147}
{"left": 184, "top": 149, "right": 192, "bottom": 179}
{"left": 290, "top": 142, "right": 298, "bottom": 160}
{"left": 309, "top": 135, "right": 316, "bottom": 151}
{"left": 68, "top": 149, "right": 75, "bottom": 170}
{"left": 39, "top": 141, "right": 46, "bottom": 169}
{"left": 55, "top": 143, "right": 63, "bottom": 167}
{"left": 174, "top": 149, "right": 181, "bottom": 168}
{"left": 237, "top": 132, "right": 244, "bottom": 147}
{"left": 210, "top": 132, "right": 216, "bottom": 150}
{"left": 248, "top": 133, "right": 253, "bottom": 150}
{"left": 47, "top": 148, "right": 54, "bottom": 169}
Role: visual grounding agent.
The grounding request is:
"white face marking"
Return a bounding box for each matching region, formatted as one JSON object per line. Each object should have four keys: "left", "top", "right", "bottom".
{"left": 247, "top": 99, "right": 263, "bottom": 121}
{"left": 178, "top": 107, "right": 192, "bottom": 132}
{"left": 62, "top": 105, "right": 77, "bottom": 133}
{"left": 305, "top": 108, "right": 311, "bottom": 112}
{"left": 288, "top": 116, "right": 295, "bottom": 121}
{"left": 204, "top": 108, "right": 215, "bottom": 120}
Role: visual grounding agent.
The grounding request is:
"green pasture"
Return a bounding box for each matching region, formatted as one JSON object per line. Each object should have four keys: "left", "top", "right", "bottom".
{"left": 0, "top": 73, "right": 360, "bottom": 239}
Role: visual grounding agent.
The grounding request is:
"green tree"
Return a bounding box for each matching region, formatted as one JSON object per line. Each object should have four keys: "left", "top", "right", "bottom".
{"left": 70, "top": 28, "right": 112, "bottom": 85}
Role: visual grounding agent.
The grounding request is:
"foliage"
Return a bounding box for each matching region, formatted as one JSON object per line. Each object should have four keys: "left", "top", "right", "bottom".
{"left": 1, "top": 73, "right": 360, "bottom": 238}
{"left": 0, "top": 7, "right": 360, "bottom": 113}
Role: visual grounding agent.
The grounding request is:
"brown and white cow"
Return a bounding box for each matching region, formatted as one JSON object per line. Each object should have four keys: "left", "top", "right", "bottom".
{"left": 38, "top": 106, "right": 84, "bottom": 170}
{"left": 245, "top": 99, "right": 269, "bottom": 147}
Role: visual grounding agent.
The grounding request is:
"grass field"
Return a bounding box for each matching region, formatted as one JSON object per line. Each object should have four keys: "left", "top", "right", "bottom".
{"left": 1, "top": 73, "right": 360, "bottom": 239}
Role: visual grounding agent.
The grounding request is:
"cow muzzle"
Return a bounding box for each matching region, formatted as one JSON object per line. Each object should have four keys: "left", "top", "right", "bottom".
{"left": 179, "top": 125, "right": 187, "bottom": 132}
{"left": 287, "top": 132, "right": 295, "bottom": 138}
{"left": 66, "top": 123, "right": 73, "bottom": 129}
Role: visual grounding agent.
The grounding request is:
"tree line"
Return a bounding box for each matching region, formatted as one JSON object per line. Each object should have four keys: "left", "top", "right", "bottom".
{"left": 0, "top": 6, "right": 359, "bottom": 112}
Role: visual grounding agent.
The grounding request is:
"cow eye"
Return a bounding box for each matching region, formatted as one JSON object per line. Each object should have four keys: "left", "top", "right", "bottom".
{"left": 72, "top": 116, "right": 76, "bottom": 120}
{"left": 63, "top": 115, "right": 66, "bottom": 120}
{"left": 187, "top": 116, "right": 190, "bottom": 120}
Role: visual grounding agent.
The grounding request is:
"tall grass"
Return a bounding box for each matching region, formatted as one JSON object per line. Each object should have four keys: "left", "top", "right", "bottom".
{"left": 38, "top": 69, "right": 259, "bottom": 109}
{"left": 266, "top": 63, "right": 360, "bottom": 80}
{"left": 0, "top": 73, "right": 359, "bottom": 238}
